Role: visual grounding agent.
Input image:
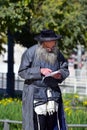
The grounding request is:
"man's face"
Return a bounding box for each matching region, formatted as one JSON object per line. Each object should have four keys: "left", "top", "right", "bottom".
{"left": 42, "top": 40, "right": 56, "bottom": 52}
{"left": 36, "top": 41, "right": 58, "bottom": 64}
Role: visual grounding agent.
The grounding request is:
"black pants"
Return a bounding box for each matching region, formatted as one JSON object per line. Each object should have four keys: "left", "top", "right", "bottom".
{"left": 34, "top": 112, "right": 57, "bottom": 130}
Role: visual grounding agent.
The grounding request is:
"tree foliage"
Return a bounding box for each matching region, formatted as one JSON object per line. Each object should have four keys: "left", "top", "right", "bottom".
{"left": 0, "top": 0, "right": 32, "bottom": 53}
{"left": 30, "top": 0, "right": 87, "bottom": 56}
{"left": 0, "top": 32, "right": 7, "bottom": 53}
{"left": 0, "top": 0, "right": 32, "bottom": 32}
{"left": 0, "top": 0, "right": 87, "bottom": 57}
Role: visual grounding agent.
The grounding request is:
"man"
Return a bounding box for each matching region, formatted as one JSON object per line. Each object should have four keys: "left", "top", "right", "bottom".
{"left": 18, "top": 29, "right": 69, "bottom": 130}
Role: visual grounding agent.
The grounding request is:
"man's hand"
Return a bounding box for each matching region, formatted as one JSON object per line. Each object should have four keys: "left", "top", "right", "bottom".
{"left": 40, "top": 68, "right": 52, "bottom": 76}
{"left": 52, "top": 73, "right": 62, "bottom": 79}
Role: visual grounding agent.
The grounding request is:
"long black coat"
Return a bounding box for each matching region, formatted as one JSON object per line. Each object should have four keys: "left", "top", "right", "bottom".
{"left": 18, "top": 44, "right": 69, "bottom": 130}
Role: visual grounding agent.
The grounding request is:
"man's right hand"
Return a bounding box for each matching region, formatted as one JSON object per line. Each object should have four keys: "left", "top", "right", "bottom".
{"left": 40, "top": 68, "right": 52, "bottom": 76}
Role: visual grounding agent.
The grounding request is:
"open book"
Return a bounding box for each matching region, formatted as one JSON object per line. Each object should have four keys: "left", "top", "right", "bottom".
{"left": 42, "top": 70, "right": 61, "bottom": 81}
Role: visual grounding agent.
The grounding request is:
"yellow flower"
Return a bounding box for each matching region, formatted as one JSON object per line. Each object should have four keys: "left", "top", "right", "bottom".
{"left": 74, "top": 94, "right": 79, "bottom": 98}
{"left": 64, "top": 107, "right": 71, "bottom": 112}
{"left": 64, "top": 100, "right": 71, "bottom": 106}
{"left": 0, "top": 98, "right": 22, "bottom": 107}
{"left": 83, "top": 101, "right": 87, "bottom": 106}
{"left": 3, "top": 102, "right": 7, "bottom": 106}
{"left": 68, "top": 111, "right": 72, "bottom": 116}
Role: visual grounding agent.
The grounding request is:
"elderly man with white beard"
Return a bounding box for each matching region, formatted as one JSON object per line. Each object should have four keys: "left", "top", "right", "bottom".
{"left": 18, "top": 29, "right": 70, "bottom": 130}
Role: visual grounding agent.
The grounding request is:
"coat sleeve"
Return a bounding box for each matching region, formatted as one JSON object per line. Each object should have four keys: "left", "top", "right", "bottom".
{"left": 18, "top": 47, "right": 42, "bottom": 80}
{"left": 58, "top": 52, "right": 70, "bottom": 83}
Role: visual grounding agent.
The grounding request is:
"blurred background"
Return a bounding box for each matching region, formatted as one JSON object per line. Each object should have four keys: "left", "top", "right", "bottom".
{"left": 0, "top": 0, "right": 87, "bottom": 130}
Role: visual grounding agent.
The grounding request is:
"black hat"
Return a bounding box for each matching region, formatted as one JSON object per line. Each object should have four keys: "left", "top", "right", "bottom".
{"left": 34, "top": 29, "right": 62, "bottom": 42}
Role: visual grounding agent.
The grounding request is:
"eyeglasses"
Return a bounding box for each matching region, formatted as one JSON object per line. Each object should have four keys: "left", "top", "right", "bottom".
{"left": 46, "top": 46, "right": 56, "bottom": 52}
{"left": 44, "top": 44, "right": 56, "bottom": 51}
{"left": 44, "top": 41, "right": 56, "bottom": 52}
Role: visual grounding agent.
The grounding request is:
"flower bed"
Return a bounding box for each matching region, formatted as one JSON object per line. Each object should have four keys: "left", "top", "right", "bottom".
{"left": 0, "top": 94, "right": 87, "bottom": 130}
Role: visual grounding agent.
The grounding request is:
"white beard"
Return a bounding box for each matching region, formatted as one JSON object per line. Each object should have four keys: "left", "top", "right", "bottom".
{"left": 36, "top": 44, "right": 58, "bottom": 65}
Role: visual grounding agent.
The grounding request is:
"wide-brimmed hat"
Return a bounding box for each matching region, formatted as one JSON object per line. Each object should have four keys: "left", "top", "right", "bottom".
{"left": 34, "top": 29, "right": 62, "bottom": 42}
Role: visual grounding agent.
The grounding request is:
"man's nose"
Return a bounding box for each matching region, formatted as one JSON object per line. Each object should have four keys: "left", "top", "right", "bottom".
{"left": 47, "top": 48, "right": 53, "bottom": 52}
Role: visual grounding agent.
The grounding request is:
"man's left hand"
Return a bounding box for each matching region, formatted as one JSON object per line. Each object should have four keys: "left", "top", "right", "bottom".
{"left": 52, "top": 73, "right": 62, "bottom": 79}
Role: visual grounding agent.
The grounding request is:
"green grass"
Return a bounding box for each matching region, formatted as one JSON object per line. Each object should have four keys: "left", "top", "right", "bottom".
{"left": 0, "top": 93, "right": 87, "bottom": 130}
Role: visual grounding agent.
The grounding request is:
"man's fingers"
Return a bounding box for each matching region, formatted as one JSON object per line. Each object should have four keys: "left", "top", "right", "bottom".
{"left": 41, "top": 68, "right": 52, "bottom": 75}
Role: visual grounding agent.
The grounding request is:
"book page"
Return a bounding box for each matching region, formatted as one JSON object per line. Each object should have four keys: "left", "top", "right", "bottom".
{"left": 42, "top": 70, "right": 61, "bottom": 81}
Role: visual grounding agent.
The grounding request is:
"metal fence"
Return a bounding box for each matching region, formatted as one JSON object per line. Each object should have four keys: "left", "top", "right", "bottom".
{"left": 0, "top": 119, "right": 22, "bottom": 130}
{"left": 0, "top": 73, "right": 24, "bottom": 91}
{"left": 0, "top": 72, "right": 87, "bottom": 129}
{"left": 60, "top": 76, "right": 87, "bottom": 95}
{"left": 0, "top": 119, "right": 87, "bottom": 130}
{"left": 0, "top": 71, "right": 87, "bottom": 95}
